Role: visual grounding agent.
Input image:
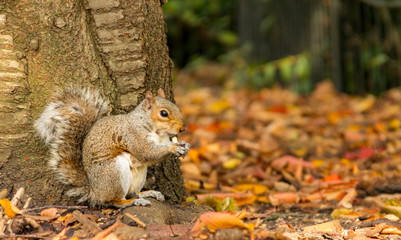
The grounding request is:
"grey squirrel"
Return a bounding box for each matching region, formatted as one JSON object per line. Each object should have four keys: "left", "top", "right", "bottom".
{"left": 35, "top": 87, "right": 190, "bottom": 207}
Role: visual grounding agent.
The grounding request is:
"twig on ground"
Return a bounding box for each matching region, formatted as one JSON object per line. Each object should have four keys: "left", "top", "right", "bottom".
{"left": 21, "top": 214, "right": 59, "bottom": 222}
{"left": 11, "top": 188, "right": 24, "bottom": 206}
{"left": 91, "top": 221, "right": 122, "bottom": 240}
{"left": 0, "top": 219, "right": 5, "bottom": 234}
{"left": 7, "top": 218, "right": 13, "bottom": 235}
{"left": 51, "top": 227, "right": 68, "bottom": 240}
{"left": 24, "top": 217, "right": 44, "bottom": 232}
{"left": 0, "top": 189, "right": 7, "bottom": 199}
{"left": 0, "top": 233, "right": 51, "bottom": 239}
{"left": 24, "top": 205, "right": 88, "bottom": 212}
{"left": 22, "top": 197, "right": 32, "bottom": 210}
{"left": 72, "top": 210, "right": 101, "bottom": 235}
{"left": 124, "top": 212, "right": 147, "bottom": 228}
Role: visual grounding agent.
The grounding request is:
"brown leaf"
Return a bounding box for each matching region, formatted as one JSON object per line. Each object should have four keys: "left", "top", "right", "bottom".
{"left": 303, "top": 220, "right": 343, "bottom": 233}
{"left": 41, "top": 207, "right": 58, "bottom": 217}
{"left": 269, "top": 192, "right": 300, "bottom": 206}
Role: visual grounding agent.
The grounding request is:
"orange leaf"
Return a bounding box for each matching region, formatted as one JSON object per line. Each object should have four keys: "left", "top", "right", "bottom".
{"left": 190, "top": 211, "right": 254, "bottom": 236}
{"left": 0, "top": 199, "right": 17, "bottom": 219}
{"left": 327, "top": 112, "right": 341, "bottom": 125}
{"left": 267, "top": 105, "right": 287, "bottom": 114}
{"left": 188, "top": 149, "right": 200, "bottom": 164}
{"left": 324, "top": 174, "right": 341, "bottom": 182}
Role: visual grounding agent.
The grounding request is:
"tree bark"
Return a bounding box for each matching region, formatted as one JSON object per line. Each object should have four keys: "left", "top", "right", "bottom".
{"left": 0, "top": 0, "right": 184, "bottom": 206}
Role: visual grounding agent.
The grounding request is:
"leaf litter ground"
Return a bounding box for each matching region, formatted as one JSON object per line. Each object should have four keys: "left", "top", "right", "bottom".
{"left": 3, "top": 76, "right": 401, "bottom": 239}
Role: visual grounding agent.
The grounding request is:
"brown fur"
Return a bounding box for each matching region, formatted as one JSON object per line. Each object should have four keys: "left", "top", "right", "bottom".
{"left": 35, "top": 87, "right": 190, "bottom": 207}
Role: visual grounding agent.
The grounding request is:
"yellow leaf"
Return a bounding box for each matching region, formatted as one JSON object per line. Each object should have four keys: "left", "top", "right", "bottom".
{"left": 197, "top": 192, "right": 256, "bottom": 206}
{"left": 186, "top": 196, "right": 197, "bottom": 203}
{"left": 353, "top": 94, "right": 375, "bottom": 113}
{"left": 311, "top": 159, "right": 325, "bottom": 168}
{"left": 203, "top": 182, "right": 216, "bottom": 190}
{"left": 256, "top": 196, "right": 270, "bottom": 203}
{"left": 0, "top": 199, "right": 17, "bottom": 219}
{"left": 209, "top": 99, "right": 230, "bottom": 113}
{"left": 185, "top": 180, "right": 200, "bottom": 190}
{"left": 331, "top": 208, "right": 358, "bottom": 219}
{"left": 340, "top": 158, "right": 351, "bottom": 166}
{"left": 223, "top": 158, "right": 241, "bottom": 169}
{"left": 294, "top": 148, "right": 307, "bottom": 157}
{"left": 235, "top": 184, "right": 268, "bottom": 194}
{"left": 389, "top": 119, "right": 401, "bottom": 130}
{"left": 347, "top": 124, "right": 361, "bottom": 131}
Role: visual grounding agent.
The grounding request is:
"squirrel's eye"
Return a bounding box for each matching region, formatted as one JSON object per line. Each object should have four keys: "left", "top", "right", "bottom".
{"left": 160, "top": 110, "right": 169, "bottom": 118}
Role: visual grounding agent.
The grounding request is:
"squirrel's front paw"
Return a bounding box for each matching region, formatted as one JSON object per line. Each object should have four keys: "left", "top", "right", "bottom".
{"left": 138, "top": 190, "right": 165, "bottom": 201}
{"left": 133, "top": 198, "right": 151, "bottom": 206}
{"left": 172, "top": 141, "right": 190, "bottom": 158}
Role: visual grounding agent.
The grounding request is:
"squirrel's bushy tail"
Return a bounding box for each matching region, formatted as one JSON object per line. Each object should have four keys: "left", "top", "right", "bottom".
{"left": 35, "top": 87, "right": 108, "bottom": 201}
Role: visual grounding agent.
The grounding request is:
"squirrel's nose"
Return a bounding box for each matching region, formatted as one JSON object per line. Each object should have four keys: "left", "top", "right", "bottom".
{"left": 179, "top": 125, "right": 186, "bottom": 133}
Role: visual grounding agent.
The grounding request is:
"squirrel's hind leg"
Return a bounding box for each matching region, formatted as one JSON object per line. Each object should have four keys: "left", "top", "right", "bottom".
{"left": 111, "top": 198, "right": 151, "bottom": 208}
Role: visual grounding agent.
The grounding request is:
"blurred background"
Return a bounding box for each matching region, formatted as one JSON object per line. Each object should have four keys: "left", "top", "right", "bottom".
{"left": 163, "top": 0, "right": 401, "bottom": 95}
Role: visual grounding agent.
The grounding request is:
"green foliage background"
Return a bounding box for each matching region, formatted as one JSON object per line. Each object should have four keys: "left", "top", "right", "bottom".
{"left": 163, "top": 0, "right": 401, "bottom": 95}
{"left": 163, "top": 0, "right": 237, "bottom": 68}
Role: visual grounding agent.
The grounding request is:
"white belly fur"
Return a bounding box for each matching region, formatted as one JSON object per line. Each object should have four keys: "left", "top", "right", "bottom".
{"left": 148, "top": 131, "right": 171, "bottom": 145}
{"left": 115, "top": 152, "right": 148, "bottom": 198}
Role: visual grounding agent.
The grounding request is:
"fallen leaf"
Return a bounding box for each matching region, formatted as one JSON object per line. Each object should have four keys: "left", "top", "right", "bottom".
{"left": 352, "top": 94, "right": 375, "bottom": 113}
{"left": 331, "top": 208, "right": 359, "bottom": 219}
{"left": 0, "top": 198, "right": 18, "bottom": 219}
{"left": 190, "top": 211, "right": 254, "bottom": 236}
{"left": 41, "top": 207, "right": 58, "bottom": 217}
{"left": 338, "top": 188, "right": 357, "bottom": 208}
{"left": 303, "top": 220, "right": 343, "bottom": 233}
{"left": 234, "top": 184, "right": 269, "bottom": 194}
{"left": 269, "top": 192, "right": 300, "bottom": 206}
{"left": 354, "top": 222, "right": 386, "bottom": 237}
{"left": 382, "top": 225, "right": 401, "bottom": 235}
{"left": 197, "top": 192, "right": 256, "bottom": 206}
{"left": 324, "top": 174, "right": 341, "bottom": 182}
{"left": 223, "top": 158, "right": 241, "bottom": 169}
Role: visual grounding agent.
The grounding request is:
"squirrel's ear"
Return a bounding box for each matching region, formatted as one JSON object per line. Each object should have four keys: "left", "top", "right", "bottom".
{"left": 157, "top": 88, "right": 166, "bottom": 99}
{"left": 145, "top": 91, "right": 155, "bottom": 111}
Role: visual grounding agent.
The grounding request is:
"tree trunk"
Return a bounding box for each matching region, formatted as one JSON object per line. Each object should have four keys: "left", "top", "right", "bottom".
{"left": 0, "top": 0, "right": 185, "bottom": 206}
